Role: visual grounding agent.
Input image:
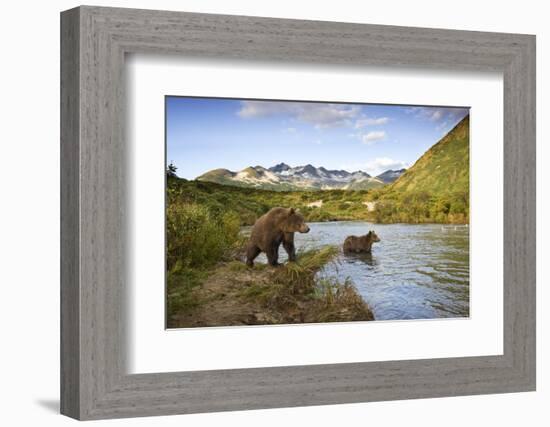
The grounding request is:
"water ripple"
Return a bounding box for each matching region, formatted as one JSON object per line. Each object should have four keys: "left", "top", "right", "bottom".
{"left": 302, "top": 221, "right": 470, "bottom": 320}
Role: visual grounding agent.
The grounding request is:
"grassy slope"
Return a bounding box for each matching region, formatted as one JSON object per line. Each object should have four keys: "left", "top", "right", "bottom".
{"left": 389, "top": 115, "right": 469, "bottom": 195}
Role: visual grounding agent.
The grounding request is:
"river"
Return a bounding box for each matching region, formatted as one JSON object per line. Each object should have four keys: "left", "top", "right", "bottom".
{"left": 246, "top": 221, "right": 470, "bottom": 321}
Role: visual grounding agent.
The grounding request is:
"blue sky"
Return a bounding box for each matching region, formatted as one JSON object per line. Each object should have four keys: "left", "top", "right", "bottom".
{"left": 166, "top": 97, "right": 469, "bottom": 179}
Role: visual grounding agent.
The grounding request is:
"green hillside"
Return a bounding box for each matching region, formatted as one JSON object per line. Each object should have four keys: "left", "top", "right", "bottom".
{"left": 368, "top": 115, "right": 470, "bottom": 224}
{"left": 391, "top": 115, "right": 469, "bottom": 195}
{"left": 196, "top": 168, "right": 234, "bottom": 185}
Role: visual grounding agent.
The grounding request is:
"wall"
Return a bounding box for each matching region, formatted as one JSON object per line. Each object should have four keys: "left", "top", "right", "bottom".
{"left": 0, "top": 0, "right": 547, "bottom": 425}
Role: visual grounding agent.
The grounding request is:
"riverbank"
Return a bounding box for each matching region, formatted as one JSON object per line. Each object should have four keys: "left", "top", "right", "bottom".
{"left": 167, "top": 246, "right": 374, "bottom": 328}
{"left": 167, "top": 177, "right": 469, "bottom": 226}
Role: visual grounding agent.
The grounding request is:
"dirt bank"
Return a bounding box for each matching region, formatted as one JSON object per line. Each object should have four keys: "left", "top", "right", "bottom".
{"left": 168, "top": 247, "right": 374, "bottom": 328}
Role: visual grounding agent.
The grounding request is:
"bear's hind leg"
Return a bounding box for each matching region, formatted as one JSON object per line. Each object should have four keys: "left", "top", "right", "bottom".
{"left": 246, "top": 244, "right": 261, "bottom": 267}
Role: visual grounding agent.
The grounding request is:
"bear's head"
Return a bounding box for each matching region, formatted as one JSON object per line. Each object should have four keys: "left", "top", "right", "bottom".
{"left": 367, "top": 230, "right": 381, "bottom": 242}
{"left": 282, "top": 208, "right": 310, "bottom": 233}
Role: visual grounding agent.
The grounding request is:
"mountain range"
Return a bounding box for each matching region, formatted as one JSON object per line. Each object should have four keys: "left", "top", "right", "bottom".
{"left": 196, "top": 163, "right": 406, "bottom": 191}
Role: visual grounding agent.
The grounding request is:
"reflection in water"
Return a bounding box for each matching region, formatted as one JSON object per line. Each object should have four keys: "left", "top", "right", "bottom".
{"left": 342, "top": 252, "right": 378, "bottom": 267}
{"left": 244, "top": 221, "right": 470, "bottom": 321}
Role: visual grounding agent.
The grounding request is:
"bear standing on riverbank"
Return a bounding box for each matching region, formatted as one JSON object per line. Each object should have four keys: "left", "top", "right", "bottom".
{"left": 246, "top": 207, "right": 310, "bottom": 267}
{"left": 343, "top": 230, "right": 381, "bottom": 254}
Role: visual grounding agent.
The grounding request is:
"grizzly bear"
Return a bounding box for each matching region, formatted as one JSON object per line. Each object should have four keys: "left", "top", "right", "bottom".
{"left": 343, "top": 230, "right": 381, "bottom": 254}
{"left": 246, "top": 207, "right": 310, "bottom": 267}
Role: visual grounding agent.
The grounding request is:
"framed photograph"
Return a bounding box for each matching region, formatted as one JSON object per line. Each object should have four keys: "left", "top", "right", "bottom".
{"left": 164, "top": 96, "right": 471, "bottom": 329}
{"left": 61, "top": 6, "right": 536, "bottom": 420}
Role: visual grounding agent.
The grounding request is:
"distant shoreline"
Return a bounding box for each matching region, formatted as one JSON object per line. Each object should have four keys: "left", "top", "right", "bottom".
{"left": 168, "top": 177, "right": 469, "bottom": 226}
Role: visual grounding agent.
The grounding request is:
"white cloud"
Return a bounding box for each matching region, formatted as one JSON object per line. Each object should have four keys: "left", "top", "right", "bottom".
{"left": 341, "top": 157, "right": 409, "bottom": 176}
{"left": 406, "top": 106, "right": 469, "bottom": 124}
{"left": 361, "top": 131, "right": 386, "bottom": 144}
{"left": 365, "top": 158, "right": 409, "bottom": 176}
{"left": 430, "top": 110, "right": 443, "bottom": 121}
{"left": 237, "top": 101, "right": 291, "bottom": 118}
{"left": 355, "top": 117, "right": 390, "bottom": 128}
{"left": 237, "top": 101, "right": 360, "bottom": 128}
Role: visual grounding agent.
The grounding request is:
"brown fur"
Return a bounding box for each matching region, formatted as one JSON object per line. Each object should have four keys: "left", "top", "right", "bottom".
{"left": 246, "top": 207, "right": 310, "bottom": 267}
{"left": 343, "top": 230, "right": 381, "bottom": 254}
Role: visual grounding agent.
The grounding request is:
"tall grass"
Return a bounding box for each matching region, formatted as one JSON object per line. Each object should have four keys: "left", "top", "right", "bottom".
{"left": 238, "top": 246, "right": 374, "bottom": 323}
{"left": 166, "top": 203, "right": 240, "bottom": 270}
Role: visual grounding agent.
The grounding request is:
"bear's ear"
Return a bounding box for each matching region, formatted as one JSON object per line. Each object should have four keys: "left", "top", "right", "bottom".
{"left": 289, "top": 208, "right": 295, "bottom": 215}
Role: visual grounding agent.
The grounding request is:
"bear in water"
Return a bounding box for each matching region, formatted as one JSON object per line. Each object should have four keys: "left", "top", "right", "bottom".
{"left": 343, "top": 230, "right": 381, "bottom": 254}
{"left": 246, "top": 207, "right": 310, "bottom": 267}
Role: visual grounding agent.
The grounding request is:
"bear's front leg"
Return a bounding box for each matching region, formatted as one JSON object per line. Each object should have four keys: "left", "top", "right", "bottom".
{"left": 265, "top": 243, "right": 280, "bottom": 267}
{"left": 282, "top": 232, "right": 296, "bottom": 262}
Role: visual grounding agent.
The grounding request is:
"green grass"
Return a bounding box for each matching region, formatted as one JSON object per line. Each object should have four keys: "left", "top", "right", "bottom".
{"left": 237, "top": 246, "right": 339, "bottom": 303}
{"left": 166, "top": 266, "right": 208, "bottom": 316}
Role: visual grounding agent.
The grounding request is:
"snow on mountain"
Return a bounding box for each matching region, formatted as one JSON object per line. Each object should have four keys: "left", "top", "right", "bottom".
{"left": 197, "top": 163, "right": 402, "bottom": 191}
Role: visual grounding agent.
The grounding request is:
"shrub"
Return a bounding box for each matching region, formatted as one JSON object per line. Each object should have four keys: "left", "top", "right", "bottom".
{"left": 166, "top": 202, "right": 240, "bottom": 270}
{"left": 305, "top": 208, "right": 333, "bottom": 222}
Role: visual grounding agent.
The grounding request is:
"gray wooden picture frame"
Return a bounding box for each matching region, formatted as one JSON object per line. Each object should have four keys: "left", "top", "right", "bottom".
{"left": 60, "top": 5, "right": 536, "bottom": 421}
